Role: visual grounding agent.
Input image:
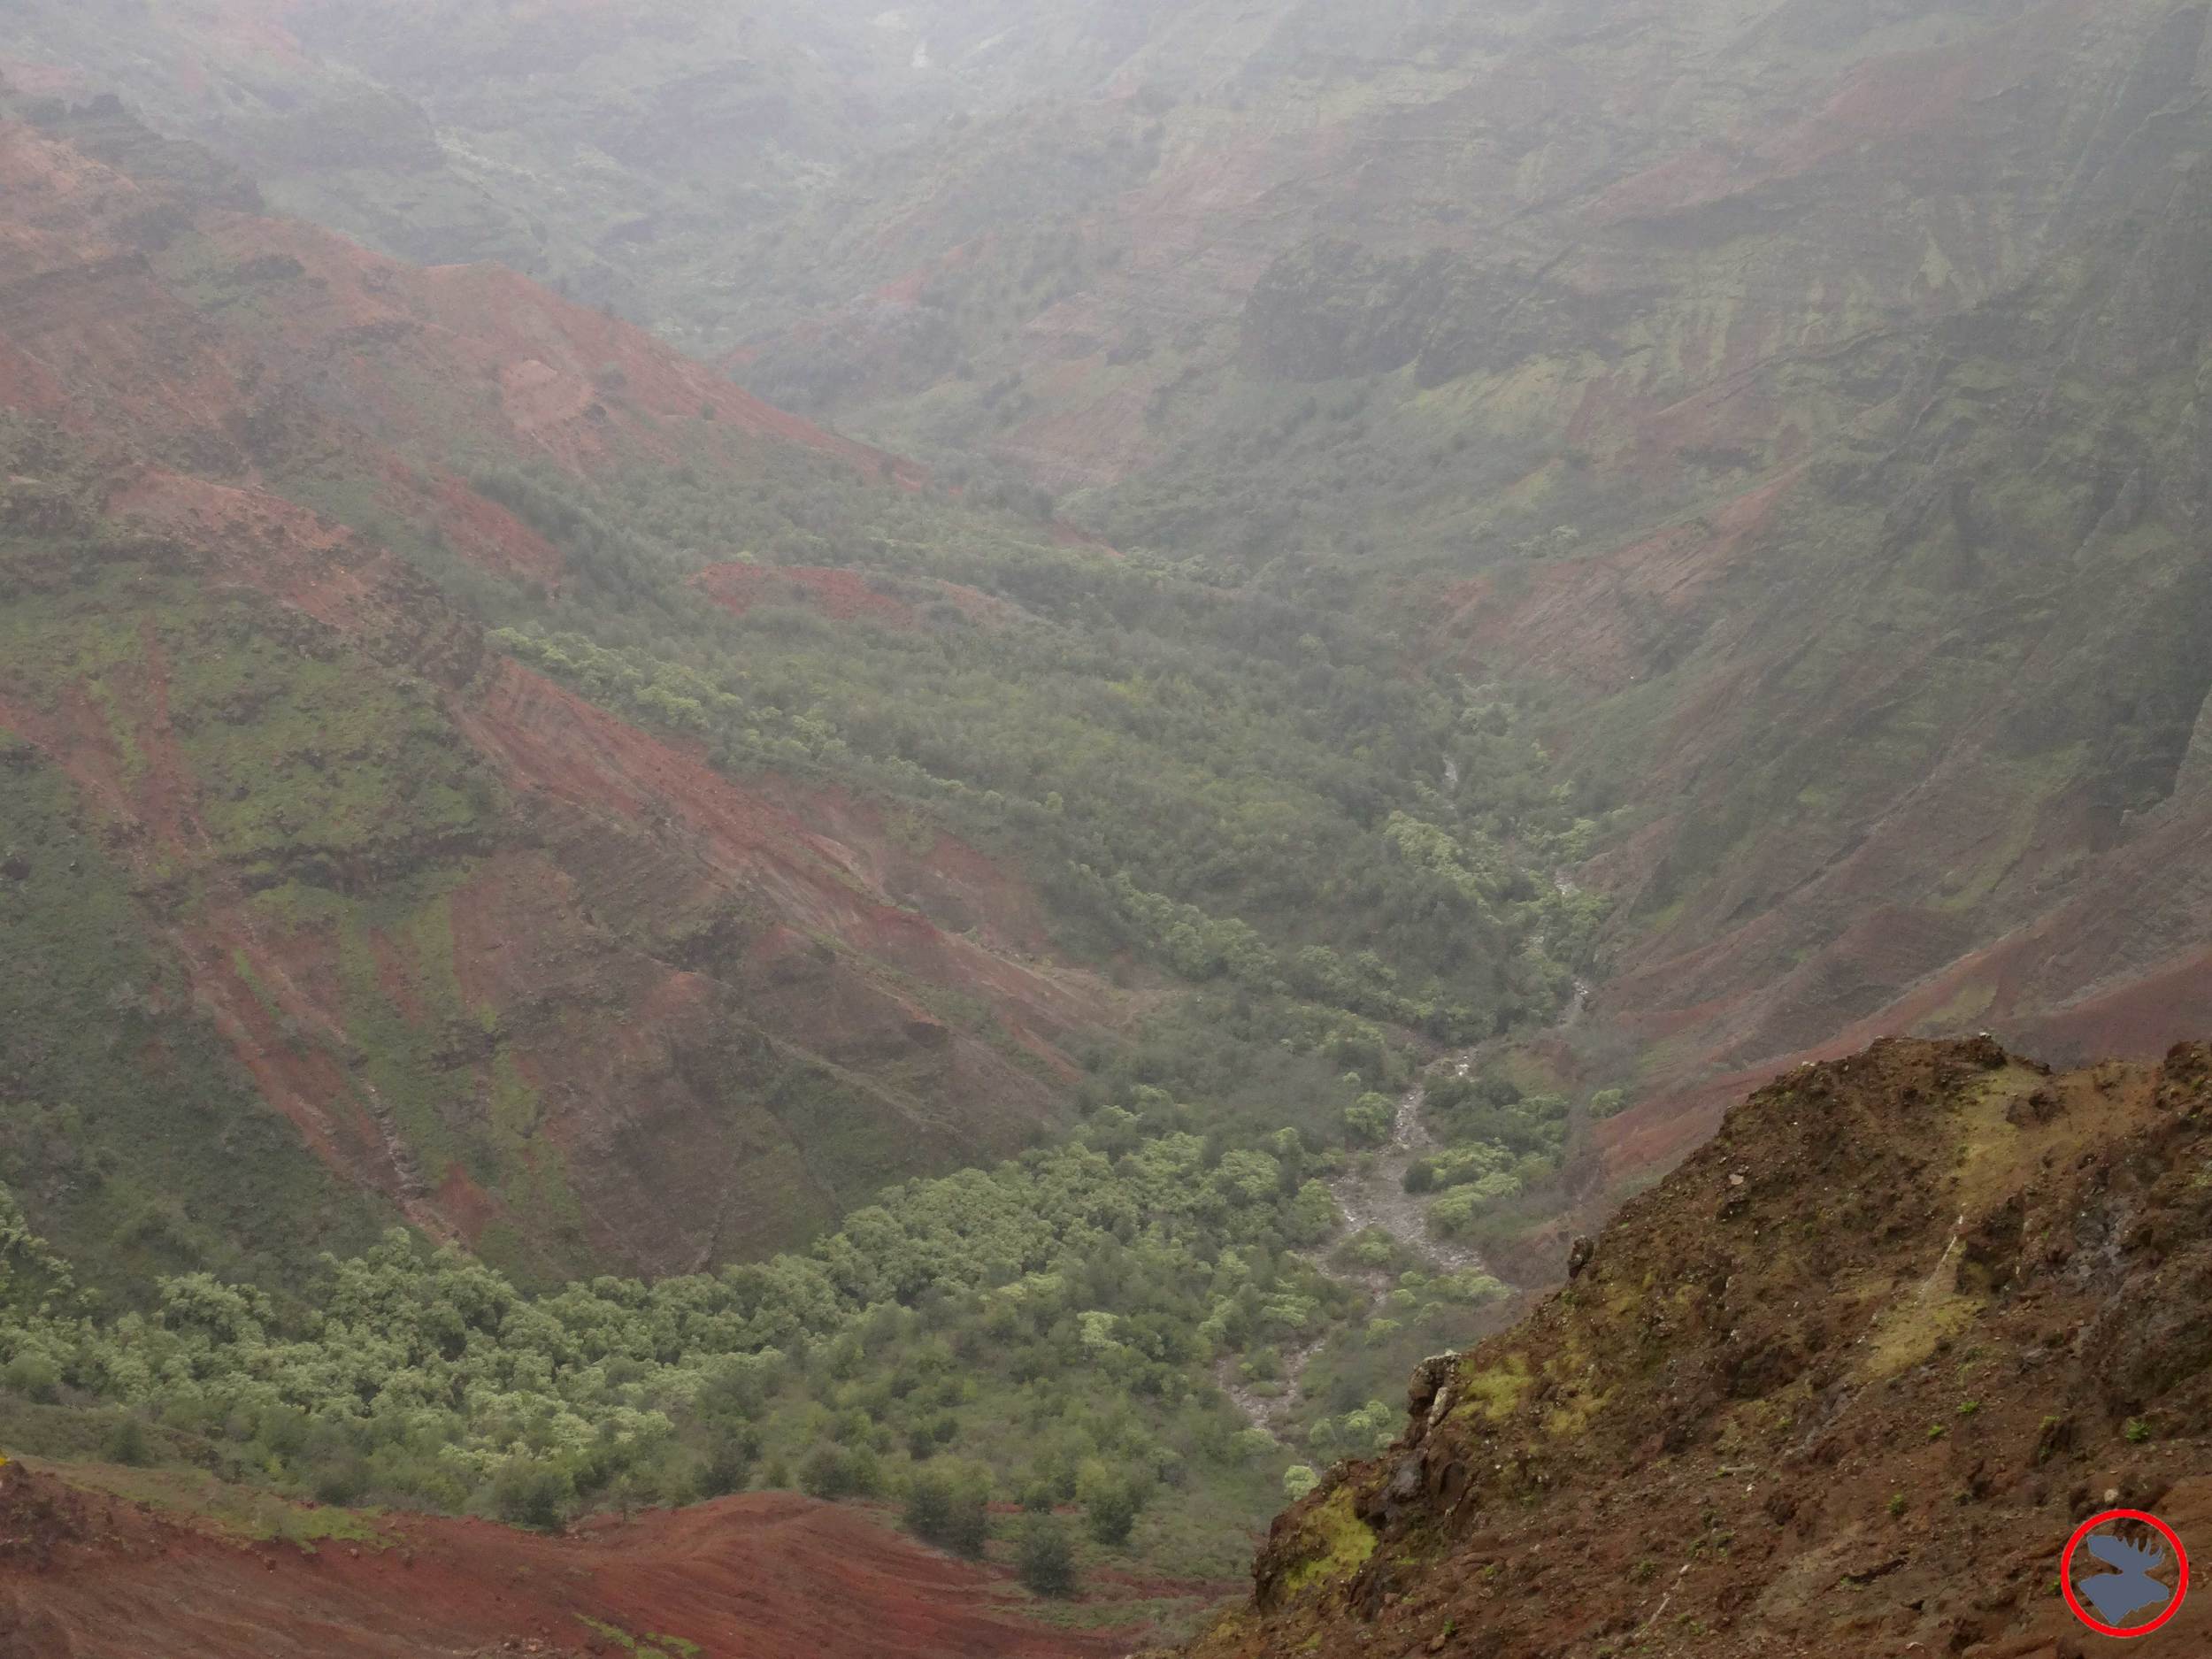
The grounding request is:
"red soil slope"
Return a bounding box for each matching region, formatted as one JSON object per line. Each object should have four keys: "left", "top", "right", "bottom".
{"left": 0, "top": 1464, "right": 1125, "bottom": 1659}
{"left": 692, "top": 562, "right": 1016, "bottom": 629}
{"left": 1185, "top": 1040, "right": 2212, "bottom": 1659}
{"left": 0, "top": 464, "right": 1112, "bottom": 1272}
{"left": 0, "top": 111, "right": 1110, "bottom": 1271}
{"left": 0, "top": 111, "right": 920, "bottom": 584}
{"left": 207, "top": 212, "right": 926, "bottom": 481}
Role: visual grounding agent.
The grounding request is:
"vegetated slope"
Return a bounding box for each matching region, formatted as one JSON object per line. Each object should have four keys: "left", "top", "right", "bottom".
{"left": 0, "top": 94, "right": 1601, "bottom": 1308}
{"left": 0, "top": 429, "right": 1099, "bottom": 1293}
{"left": 226, "top": 0, "right": 2212, "bottom": 1192}
{"left": 1457, "top": 2, "right": 2212, "bottom": 1188}
{"left": 0, "top": 104, "right": 1116, "bottom": 1291}
{"left": 27, "top": 3, "right": 2212, "bottom": 1217}
{"left": 1172, "top": 1037, "right": 2212, "bottom": 1658}
{"left": 728, "top": 0, "right": 2212, "bottom": 1208}
{"left": 0, "top": 1462, "right": 1127, "bottom": 1659}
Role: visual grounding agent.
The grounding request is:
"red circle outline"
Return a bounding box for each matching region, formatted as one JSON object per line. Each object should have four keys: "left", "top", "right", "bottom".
{"left": 2061, "top": 1509, "right": 2189, "bottom": 1638}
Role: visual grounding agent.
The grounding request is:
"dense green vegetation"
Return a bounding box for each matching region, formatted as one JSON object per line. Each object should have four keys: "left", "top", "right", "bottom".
{"left": 0, "top": 1087, "right": 1506, "bottom": 1583}
{"left": 0, "top": 43, "right": 1626, "bottom": 1594}
{"left": 399, "top": 447, "right": 1607, "bottom": 1046}
{"left": 0, "top": 390, "right": 1604, "bottom": 1590}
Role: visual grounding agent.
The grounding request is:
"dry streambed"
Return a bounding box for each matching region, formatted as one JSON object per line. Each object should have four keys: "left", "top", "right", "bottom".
{"left": 1217, "top": 1065, "right": 1486, "bottom": 1438}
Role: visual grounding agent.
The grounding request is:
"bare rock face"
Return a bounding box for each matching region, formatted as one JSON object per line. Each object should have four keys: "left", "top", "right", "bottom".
{"left": 1184, "top": 1039, "right": 2212, "bottom": 1658}
{"left": 1406, "top": 1352, "right": 1458, "bottom": 1425}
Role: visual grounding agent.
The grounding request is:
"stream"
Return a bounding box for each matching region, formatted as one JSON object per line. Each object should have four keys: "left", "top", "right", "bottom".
{"left": 1216, "top": 1061, "right": 1486, "bottom": 1439}
{"left": 1217, "top": 967, "right": 1596, "bottom": 1437}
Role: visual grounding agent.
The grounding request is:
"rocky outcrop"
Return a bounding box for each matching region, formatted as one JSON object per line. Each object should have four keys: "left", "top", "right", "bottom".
{"left": 1187, "top": 1037, "right": 2212, "bottom": 1656}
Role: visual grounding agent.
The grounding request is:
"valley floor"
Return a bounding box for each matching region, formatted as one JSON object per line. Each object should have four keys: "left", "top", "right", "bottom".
{"left": 1219, "top": 1064, "right": 1489, "bottom": 1438}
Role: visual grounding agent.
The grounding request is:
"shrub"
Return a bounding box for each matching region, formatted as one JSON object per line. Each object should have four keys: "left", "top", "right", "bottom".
{"left": 1342, "top": 1094, "right": 1395, "bottom": 1146}
{"left": 905, "top": 1462, "right": 990, "bottom": 1557}
{"left": 311, "top": 1455, "right": 371, "bottom": 1507}
{"left": 1017, "top": 1476, "right": 1056, "bottom": 1513}
{"left": 102, "top": 1415, "right": 151, "bottom": 1467}
{"left": 490, "top": 1456, "right": 574, "bottom": 1531}
{"left": 799, "top": 1442, "right": 882, "bottom": 1501}
{"left": 1084, "top": 1478, "right": 1141, "bottom": 1547}
{"left": 941, "top": 1491, "right": 991, "bottom": 1558}
{"left": 1017, "top": 1516, "right": 1079, "bottom": 1598}
{"left": 904, "top": 1465, "right": 956, "bottom": 1540}
{"left": 3, "top": 1351, "right": 61, "bottom": 1402}
{"left": 694, "top": 1422, "right": 761, "bottom": 1499}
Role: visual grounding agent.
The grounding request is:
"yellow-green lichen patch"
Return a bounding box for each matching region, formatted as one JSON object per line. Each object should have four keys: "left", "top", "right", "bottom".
{"left": 1283, "top": 1486, "right": 1378, "bottom": 1596}
{"left": 1457, "top": 1352, "right": 1534, "bottom": 1423}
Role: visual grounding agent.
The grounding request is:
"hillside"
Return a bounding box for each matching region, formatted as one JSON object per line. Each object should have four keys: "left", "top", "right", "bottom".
{"left": 0, "top": 1461, "right": 1134, "bottom": 1659}
{"left": 0, "top": 88, "right": 1601, "bottom": 1343}
{"left": 0, "top": 133, "right": 1114, "bottom": 1294}
{"left": 1172, "top": 1036, "right": 2212, "bottom": 1656}
{"left": 737, "top": 0, "right": 2212, "bottom": 1209}
{"left": 0, "top": 98, "right": 1148, "bottom": 1294}
{"left": 0, "top": 99, "right": 1110, "bottom": 1287}
{"left": 17, "top": 1, "right": 2212, "bottom": 1220}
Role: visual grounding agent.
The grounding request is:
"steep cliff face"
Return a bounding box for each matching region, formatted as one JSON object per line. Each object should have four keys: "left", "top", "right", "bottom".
{"left": 1455, "top": 8, "right": 2212, "bottom": 1185}
{"left": 0, "top": 110, "right": 1117, "bottom": 1291}
{"left": 1179, "top": 1038, "right": 2212, "bottom": 1657}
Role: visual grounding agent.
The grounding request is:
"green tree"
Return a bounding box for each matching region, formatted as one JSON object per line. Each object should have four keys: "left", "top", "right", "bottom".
{"left": 490, "top": 1456, "right": 574, "bottom": 1530}
{"left": 905, "top": 1464, "right": 956, "bottom": 1541}
{"left": 102, "top": 1415, "right": 151, "bottom": 1468}
{"left": 1084, "top": 1477, "right": 1141, "bottom": 1547}
{"left": 1017, "top": 1515, "right": 1079, "bottom": 1597}
{"left": 799, "top": 1442, "right": 881, "bottom": 1500}
{"left": 906, "top": 1461, "right": 991, "bottom": 1557}
{"left": 695, "top": 1421, "right": 761, "bottom": 1499}
{"left": 1343, "top": 1094, "right": 1395, "bottom": 1146}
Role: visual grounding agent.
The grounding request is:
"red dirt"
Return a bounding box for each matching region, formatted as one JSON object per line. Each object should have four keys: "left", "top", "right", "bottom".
{"left": 1195, "top": 1039, "right": 2212, "bottom": 1659}
{"left": 1432, "top": 467, "right": 1803, "bottom": 694}
{"left": 0, "top": 111, "right": 925, "bottom": 588}
{"left": 0, "top": 1464, "right": 1131, "bottom": 1659}
{"left": 456, "top": 657, "right": 1097, "bottom": 1042}
{"left": 693, "top": 563, "right": 921, "bottom": 626}
{"left": 201, "top": 212, "right": 928, "bottom": 484}
{"left": 691, "top": 562, "right": 1022, "bottom": 629}
{"left": 0, "top": 57, "right": 93, "bottom": 100}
